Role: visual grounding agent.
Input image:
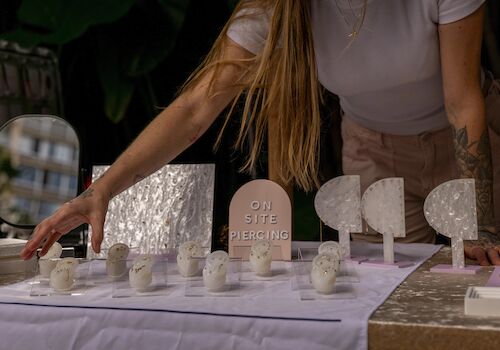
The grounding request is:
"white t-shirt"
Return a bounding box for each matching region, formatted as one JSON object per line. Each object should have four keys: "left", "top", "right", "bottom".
{"left": 227, "top": 0, "right": 486, "bottom": 135}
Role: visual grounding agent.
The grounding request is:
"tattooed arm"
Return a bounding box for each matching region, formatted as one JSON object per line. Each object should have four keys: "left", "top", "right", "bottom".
{"left": 439, "top": 5, "right": 500, "bottom": 265}
{"left": 20, "top": 40, "right": 254, "bottom": 259}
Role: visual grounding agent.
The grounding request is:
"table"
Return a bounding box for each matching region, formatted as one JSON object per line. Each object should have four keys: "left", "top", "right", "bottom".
{"left": 369, "top": 247, "right": 500, "bottom": 350}
{"left": 1, "top": 245, "right": 499, "bottom": 350}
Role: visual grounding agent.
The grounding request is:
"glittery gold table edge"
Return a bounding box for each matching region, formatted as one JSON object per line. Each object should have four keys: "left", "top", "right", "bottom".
{"left": 368, "top": 247, "right": 500, "bottom": 350}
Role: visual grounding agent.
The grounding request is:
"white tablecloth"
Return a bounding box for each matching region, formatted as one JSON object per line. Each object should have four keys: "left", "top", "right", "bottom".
{"left": 0, "top": 242, "right": 440, "bottom": 350}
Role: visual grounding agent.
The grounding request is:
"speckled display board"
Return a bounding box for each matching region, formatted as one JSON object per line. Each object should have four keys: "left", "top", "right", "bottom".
{"left": 87, "top": 164, "right": 214, "bottom": 257}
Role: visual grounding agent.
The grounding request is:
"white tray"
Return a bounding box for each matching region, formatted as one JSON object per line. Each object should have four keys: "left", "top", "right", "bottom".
{"left": 464, "top": 286, "right": 500, "bottom": 317}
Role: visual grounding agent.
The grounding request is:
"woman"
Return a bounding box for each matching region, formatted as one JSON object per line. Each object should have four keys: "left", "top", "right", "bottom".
{"left": 21, "top": 0, "right": 500, "bottom": 264}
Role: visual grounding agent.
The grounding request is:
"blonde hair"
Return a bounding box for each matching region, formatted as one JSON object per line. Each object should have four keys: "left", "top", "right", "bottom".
{"left": 182, "top": 0, "right": 321, "bottom": 192}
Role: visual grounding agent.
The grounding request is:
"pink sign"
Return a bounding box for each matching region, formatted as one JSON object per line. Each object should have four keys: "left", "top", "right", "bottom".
{"left": 229, "top": 179, "right": 292, "bottom": 261}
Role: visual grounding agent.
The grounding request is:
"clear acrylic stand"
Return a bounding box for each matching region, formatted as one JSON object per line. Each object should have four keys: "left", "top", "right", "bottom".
{"left": 185, "top": 258, "right": 241, "bottom": 297}
{"left": 112, "top": 256, "right": 169, "bottom": 298}
{"left": 163, "top": 246, "right": 210, "bottom": 283}
{"left": 88, "top": 246, "right": 140, "bottom": 285}
{"left": 30, "top": 257, "right": 89, "bottom": 297}
{"left": 232, "top": 245, "right": 290, "bottom": 281}
{"left": 291, "top": 260, "right": 355, "bottom": 301}
{"left": 297, "top": 247, "right": 359, "bottom": 283}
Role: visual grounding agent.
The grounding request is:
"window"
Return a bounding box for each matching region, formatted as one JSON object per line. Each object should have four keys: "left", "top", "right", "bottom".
{"left": 14, "top": 197, "right": 32, "bottom": 212}
{"left": 48, "top": 142, "right": 56, "bottom": 158}
{"left": 38, "top": 201, "right": 59, "bottom": 217}
{"left": 15, "top": 165, "right": 37, "bottom": 183}
{"left": 31, "top": 138, "right": 40, "bottom": 154}
{"left": 68, "top": 175, "right": 78, "bottom": 192}
{"left": 43, "top": 170, "right": 61, "bottom": 189}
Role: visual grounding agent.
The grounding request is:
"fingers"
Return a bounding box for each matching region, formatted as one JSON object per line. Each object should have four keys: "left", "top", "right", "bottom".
{"left": 39, "top": 230, "right": 63, "bottom": 257}
{"left": 89, "top": 214, "right": 105, "bottom": 254}
{"left": 465, "top": 246, "right": 490, "bottom": 266}
{"left": 486, "top": 247, "right": 500, "bottom": 265}
{"left": 20, "top": 221, "right": 53, "bottom": 260}
{"left": 20, "top": 211, "right": 86, "bottom": 260}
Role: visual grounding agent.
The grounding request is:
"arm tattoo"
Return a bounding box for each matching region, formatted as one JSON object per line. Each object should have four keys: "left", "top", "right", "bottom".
{"left": 452, "top": 126, "right": 493, "bottom": 227}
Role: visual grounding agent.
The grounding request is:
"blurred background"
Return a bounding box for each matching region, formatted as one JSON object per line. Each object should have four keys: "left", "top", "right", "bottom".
{"left": 0, "top": 0, "right": 498, "bottom": 253}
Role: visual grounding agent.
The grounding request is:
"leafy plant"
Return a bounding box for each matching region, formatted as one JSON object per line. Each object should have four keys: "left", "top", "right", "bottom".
{"left": 1, "top": 0, "right": 192, "bottom": 123}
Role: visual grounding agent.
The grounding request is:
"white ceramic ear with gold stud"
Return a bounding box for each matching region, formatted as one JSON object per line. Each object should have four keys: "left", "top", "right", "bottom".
{"left": 310, "top": 253, "right": 338, "bottom": 294}
{"left": 249, "top": 240, "right": 272, "bottom": 276}
{"left": 177, "top": 241, "right": 202, "bottom": 277}
{"left": 203, "top": 250, "right": 229, "bottom": 292}
{"left": 38, "top": 242, "right": 63, "bottom": 278}
{"left": 106, "top": 243, "right": 130, "bottom": 278}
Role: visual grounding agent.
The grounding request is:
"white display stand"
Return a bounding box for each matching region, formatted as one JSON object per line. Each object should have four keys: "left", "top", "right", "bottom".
{"left": 360, "top": 178, "right": 413, "bottom": 268}
{"left": 424, "top": 179, "right": 481, "bottom": 274}
{"left": 314, "top": 175, "right": 365, "bottom": 262}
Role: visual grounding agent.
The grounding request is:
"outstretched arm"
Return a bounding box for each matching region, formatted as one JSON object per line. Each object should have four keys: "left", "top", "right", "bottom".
{"left": 439, "top": 4, "right": 500, "bottom": 265}
{"left": 20, "top": 39, "right": 254, "bottom": 259}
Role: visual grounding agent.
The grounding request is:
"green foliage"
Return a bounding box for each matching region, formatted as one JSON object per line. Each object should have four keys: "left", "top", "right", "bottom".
{"left": 0, "top": 0, "right": 191, "bottom": 123}
{"left": 2, "top": 0, "right": 136, "bottom": 47}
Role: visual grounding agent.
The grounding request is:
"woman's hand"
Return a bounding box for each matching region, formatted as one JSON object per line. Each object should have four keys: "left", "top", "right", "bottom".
{"left": 464, "top": 230, "right": 500, "bottom": 266}
{"left": 20, "top": 186, "right": 110, "bottom": 260}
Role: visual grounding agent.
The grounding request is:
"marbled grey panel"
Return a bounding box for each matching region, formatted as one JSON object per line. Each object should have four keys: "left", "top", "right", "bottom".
{"left": 361, "top": 178, "right": 405, "bottom": 237}
{"left": 424, "top": 179, "right": 478, "bottom": 269}
{"left": 314, "top": 175, "right": 362, "bottom": 232}
{"left": 87, "top": 164, "right": 214, "bottom": 257}
{"left": 424, "top": 179, "right": 478, "bottom": 240}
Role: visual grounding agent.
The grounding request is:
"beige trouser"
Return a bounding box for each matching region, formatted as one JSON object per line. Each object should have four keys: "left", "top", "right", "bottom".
{"left": 342, "top": 77, "right": 500, "bottom": 244}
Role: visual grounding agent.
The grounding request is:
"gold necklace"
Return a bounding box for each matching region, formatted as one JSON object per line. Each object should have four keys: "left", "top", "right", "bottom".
{"left": 334, "top": 0, "right": 368, "bottom": 38}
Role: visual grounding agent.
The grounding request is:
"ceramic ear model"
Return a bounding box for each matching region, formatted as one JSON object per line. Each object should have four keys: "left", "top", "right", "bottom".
{"left": 203, "top": 263, "right": 227, "bottom": 292}
{"left": 56, "top": 258, "right": 79, "bottom": 272}
{"left": 39, "top": 242, "right": 63, "bottom": 277}
{"left": 310, "top": 254, "right": 338, "bottom": 294}
{"left": 133, "top": 255, "right": 155, "bottom": 269}
{"left": 106, "top": 243, "right": 130, "bottom": 278}
{"left": 318, "top": 241, "right": 341, "bottom": 270}
{"left": 206, "top": 250, "right": 229, "bottom": 266}
{"left": 129, "top": 262, "right": 153, "bottom": 291}
{"left": 177, "top": 241, "right": 202, "bottom": 277}
{"left": 50, "top": 265, "right": 75, "bottom": 291}
{"left": 203, "top": 250, "right": 229, "bottom": 292}
{"left": 249, "top": 240, "right": 272, "bottom": 276}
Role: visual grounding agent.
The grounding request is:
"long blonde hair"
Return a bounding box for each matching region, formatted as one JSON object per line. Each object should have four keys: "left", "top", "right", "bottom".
{"left": 182, "top": 0, "right": 321, "bottom": 192}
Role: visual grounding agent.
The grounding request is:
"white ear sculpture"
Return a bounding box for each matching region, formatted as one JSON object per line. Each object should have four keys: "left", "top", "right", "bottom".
{"left": 424, "top": 179, "right": 478, "bottom": 269}
{"left": 361, "top": 178, "right": 405, "bottom": 264}
{"left": 314, "top": 175, "right": 362, "bottom": 259}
